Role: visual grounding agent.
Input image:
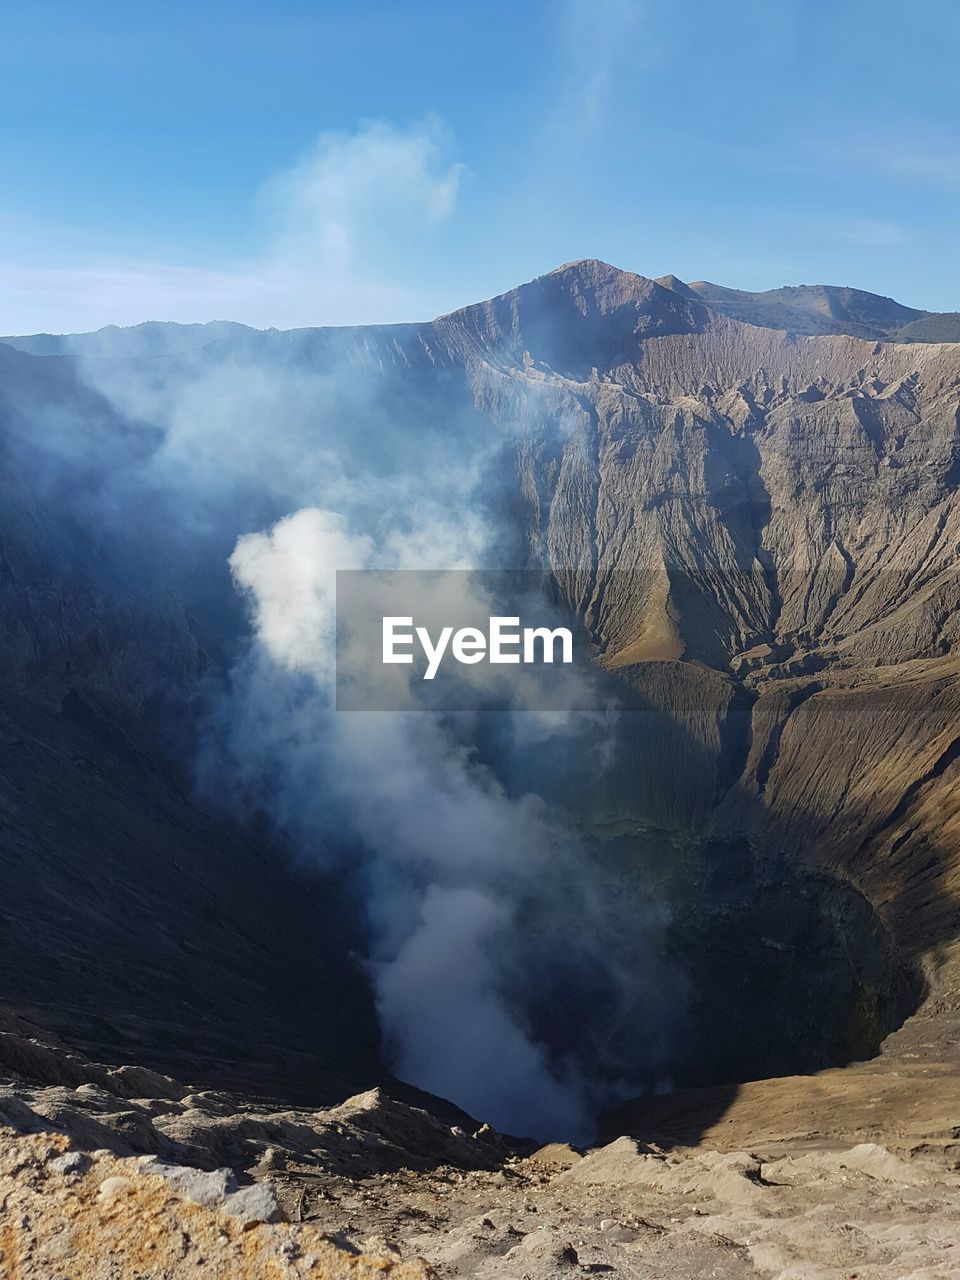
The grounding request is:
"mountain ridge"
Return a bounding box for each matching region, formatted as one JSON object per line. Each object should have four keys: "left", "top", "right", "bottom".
{"left": 4, "top": 258, "right": 958, "bottom": 355}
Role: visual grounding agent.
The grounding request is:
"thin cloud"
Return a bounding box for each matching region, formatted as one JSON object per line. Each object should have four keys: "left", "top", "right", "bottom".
{"left": 0, "top": 120, "right": 465, "bottom": 334}
{"left": 824, "top": 219, "right": 910, "bottom": 248}
{"left": 864, "top": 139, "right": 960, "bottom": 187}
{"left": 262, "top": 119, "right": 463, "bottom": 271}
{"left": 554, "top": 0, "right": 645, "bottom": 134}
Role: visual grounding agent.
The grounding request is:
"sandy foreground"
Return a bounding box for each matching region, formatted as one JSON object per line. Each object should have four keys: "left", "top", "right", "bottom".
{"left": 4, "top": 1012, "right": 960, "bottom": 1280}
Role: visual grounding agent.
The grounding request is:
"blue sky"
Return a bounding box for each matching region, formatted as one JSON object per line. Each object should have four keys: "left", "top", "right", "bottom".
{"left": 2, "top": 0, "right": 958, "bottom": 332}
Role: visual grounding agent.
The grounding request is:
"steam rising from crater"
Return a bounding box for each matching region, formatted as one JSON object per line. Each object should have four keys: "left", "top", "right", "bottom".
{"left": 221, "top": 506, "right": 681, "bottom": 1140}
{"left": 8, "top": 285, "right": 687, "bottom": 1140}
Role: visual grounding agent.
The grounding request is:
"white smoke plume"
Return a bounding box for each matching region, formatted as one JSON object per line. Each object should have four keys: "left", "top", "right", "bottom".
{"left": 6, "top": 291, "right": 685, "bottom": 1141}
{"left": 210, "top": 473, "right": 686, "bottom": 1140}
{"left": 223, "top": 506, "right": 615, "bottom": 1138}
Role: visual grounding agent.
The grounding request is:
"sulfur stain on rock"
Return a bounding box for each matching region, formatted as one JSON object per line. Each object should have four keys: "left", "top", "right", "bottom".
{"left": 0, "top": 1127, "right": 434, "bottom": 1279}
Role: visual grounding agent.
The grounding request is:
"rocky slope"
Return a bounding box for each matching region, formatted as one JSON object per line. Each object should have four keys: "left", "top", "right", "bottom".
{"left": 4, "top": 1015, "right": 960, "bottom": 1278}
{"left": 0, "top": 339, "right": 390, "bottom": 1105}
{"left": 398, "top": 259, "right": 960, "bottom": 1085}
{"left": 379, "top": 246, "right": 956, "bottom": 1137}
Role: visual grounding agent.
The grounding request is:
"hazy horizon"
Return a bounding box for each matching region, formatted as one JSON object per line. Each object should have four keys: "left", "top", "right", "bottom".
{"left": 2, "top": 257, "right": 955, "bottom": 340}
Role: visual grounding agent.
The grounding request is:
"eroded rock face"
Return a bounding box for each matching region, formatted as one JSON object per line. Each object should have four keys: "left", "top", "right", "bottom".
{"left": 415, "top": 262, "right": 960, "bottom": 1084}
{"left": 465, "top": 263, "right": 960, "bottom": 1032}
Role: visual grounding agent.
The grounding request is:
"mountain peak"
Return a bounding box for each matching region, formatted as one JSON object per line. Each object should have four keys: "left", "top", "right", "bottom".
{"left": 438, "top": 259, "right": 708, "bottom": 375}
{"left": 654, "top": 274, "right": 701, "bottom": 301}
{"left": 545, "top": 257, "right": 640, "bottom": 279}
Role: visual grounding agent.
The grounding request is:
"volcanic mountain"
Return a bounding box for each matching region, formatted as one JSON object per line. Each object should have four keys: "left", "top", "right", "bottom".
{"left": 2, "top": 260, "right": 960, "bottom": 1173}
